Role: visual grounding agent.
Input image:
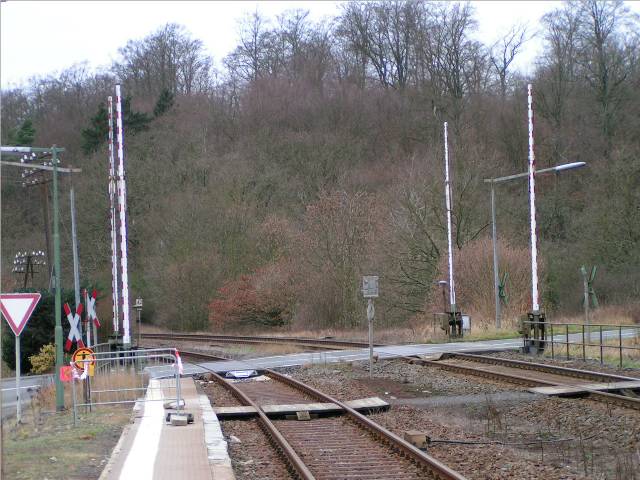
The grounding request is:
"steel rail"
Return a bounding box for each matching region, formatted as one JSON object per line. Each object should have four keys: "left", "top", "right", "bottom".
{"left": 195, "top": 351, "right": 466, "bottom": 479}
{"left": 203, "top": 368, "right": 315, "bottom": 480}
{"left": 265, "top": 369, "right": 467, "bottom": 480}
{"left": 449, "top": 353, "right": 639, "bottom": 383}
{"left": 141, "top": 332, "right": 382, "bottom": 349}
{"left": 407, "top": 356, "right": 640, "bottom": 411}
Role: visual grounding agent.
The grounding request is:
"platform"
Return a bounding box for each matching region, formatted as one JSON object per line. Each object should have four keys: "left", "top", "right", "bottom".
{"left": 100, "top": 377, "right": 234, "bottom": 480}
{"left": 213, "top": 396, "right": 389, "bottom": 419}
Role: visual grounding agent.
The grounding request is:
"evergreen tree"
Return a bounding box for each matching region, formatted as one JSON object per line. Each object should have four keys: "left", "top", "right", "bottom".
{"left": 81, "top": 96, "right": 152, "bottom": 155}
{"left": 153, "top": 88, "right": 175, "bottom": 117}
{"left": 81, "top": 103, "right": 108, "bottom": 154}
{"left": 7, "top": 118, "right": 36, "bottom": 146}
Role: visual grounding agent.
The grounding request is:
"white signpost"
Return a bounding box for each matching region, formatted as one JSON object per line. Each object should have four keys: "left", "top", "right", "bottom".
{"left": 362, "top": 276, "right": 379, "bottom": 378}
{"left": 0, "top": 293, "right": 41, "bottom": 424}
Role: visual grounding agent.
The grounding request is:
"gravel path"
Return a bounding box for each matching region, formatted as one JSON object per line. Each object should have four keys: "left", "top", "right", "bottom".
{"left": 221, "top": 420, "right": 294, "bottom": 480}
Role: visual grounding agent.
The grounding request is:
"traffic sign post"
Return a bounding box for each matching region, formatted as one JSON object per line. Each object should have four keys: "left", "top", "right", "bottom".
{"left": 362, "top": 276, "right": 379, "bottom": 379}
{"left": 0, "top": 293, "right": 41, "bottom": 424}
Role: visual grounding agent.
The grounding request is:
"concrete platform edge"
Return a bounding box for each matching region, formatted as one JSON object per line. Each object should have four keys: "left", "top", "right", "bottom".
{"left": 199, "top": 394, "right": 235, "bottom": 480}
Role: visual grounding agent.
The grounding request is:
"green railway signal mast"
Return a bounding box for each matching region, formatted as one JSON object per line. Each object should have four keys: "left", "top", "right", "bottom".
{"left": 581, "top": 265, "right": 598, "bottom": 341}
{"left": 1, "top": 145, "right": 81, "bottom": 411}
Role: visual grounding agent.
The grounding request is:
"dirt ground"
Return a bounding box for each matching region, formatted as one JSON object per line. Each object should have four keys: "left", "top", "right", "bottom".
{"left": 2, "top": 406, "right": 130, "bottom": 480}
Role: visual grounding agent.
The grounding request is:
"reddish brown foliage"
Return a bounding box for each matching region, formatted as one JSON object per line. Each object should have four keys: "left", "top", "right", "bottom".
{"left": 208, "top": 261, "right": 295, "bottom": 330}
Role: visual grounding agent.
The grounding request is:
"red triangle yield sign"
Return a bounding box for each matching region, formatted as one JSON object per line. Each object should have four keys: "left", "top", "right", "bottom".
{"left": 0, "top": 293, "right": 41, "bottom": 336}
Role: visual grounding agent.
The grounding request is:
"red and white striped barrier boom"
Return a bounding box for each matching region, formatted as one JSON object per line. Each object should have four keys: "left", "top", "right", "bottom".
{"left": 443, "top": 122, "right": 456, "bottom": 310}
{"left": 115, "top": 85, "right": 131, "bottom": 345}
{"left": 107, "top": 96, "right": 120, "bottom": 334}
{"left": 527, "top": 84, "right": 540, "bottom": 312}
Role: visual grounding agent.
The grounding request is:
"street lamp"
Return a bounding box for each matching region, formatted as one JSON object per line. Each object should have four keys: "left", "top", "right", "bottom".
{"left": 484, "top": 161, "right": 586, "bottom": 328}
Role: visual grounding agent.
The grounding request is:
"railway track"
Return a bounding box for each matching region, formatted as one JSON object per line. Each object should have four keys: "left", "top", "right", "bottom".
{"left": 142, "top": 332, "right": 380, "bottom": 350}
{"left": 410, "top": 352, "right": 640, "bottom": 410}
{"left": 197, "top": 363, "right": 466, "bottom": 480}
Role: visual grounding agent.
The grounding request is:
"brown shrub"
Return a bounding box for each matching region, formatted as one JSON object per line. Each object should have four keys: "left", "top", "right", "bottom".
{"left": 428, "top": 236, "right": 535, "bottom": 328}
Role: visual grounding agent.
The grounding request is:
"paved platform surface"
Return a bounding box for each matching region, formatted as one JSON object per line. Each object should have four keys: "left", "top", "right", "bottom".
{"left": 147, "top": 329, "right": 638, "bottom": 378}
{"left": 100, "top": 377, "right": 234, "bottom": 480}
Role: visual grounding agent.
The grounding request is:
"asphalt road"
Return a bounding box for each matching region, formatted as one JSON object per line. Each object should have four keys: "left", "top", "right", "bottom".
{"left": 1, "top": 374, "right": 53, "bottom": 419}
{"left": 147, "top": 328, "right": 638, "bottom": 378}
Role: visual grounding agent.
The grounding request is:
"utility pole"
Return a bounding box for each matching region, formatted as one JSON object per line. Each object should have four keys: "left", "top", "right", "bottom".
{"left": 0, "top": 146, "right": 79, "bottom": 411}
{"left": 20, "top": 167, "right": 53, "bottom": 286}
{"left": 52, "top": 146, "right": 65, "bottom": 410}
{"left": 490, "top": 184, "right": 500, "bottom": 328}
{"left": 12, "top": 251, "right": 46, "bottom": 288}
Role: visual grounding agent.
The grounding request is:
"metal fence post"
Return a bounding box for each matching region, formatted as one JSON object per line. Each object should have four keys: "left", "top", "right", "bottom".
{"left": 550, "top": 323, "right": 554, "bottom": 359}
{"left": 566, "top": 325, "right": 569, "bottom": 359}
{"left": 582, "top": 325, "right": 586, "bottom": 361}
{"left": 599, "top": 326, "right": 603, "bottom": 365}
{"left": 619, "top": 326, "right": 623, "bottom": 368}
{"left": 175, "top": 355, "right": 182, "bottom": 413}
{"left": 72, "top": 376, "right": 78, "bottom": 427}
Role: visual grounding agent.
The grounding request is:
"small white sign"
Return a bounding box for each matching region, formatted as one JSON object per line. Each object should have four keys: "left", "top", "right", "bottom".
{"left": 462, "top": 315, "right": 471, "bottom": 331}
{"left": 367, "top": 301, "right": 375, "bottom": 321}
{"left": 362, "top": 276, "right": 379, "bottom": 298}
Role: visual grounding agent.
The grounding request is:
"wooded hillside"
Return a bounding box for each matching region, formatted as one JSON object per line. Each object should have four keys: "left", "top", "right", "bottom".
{"left": 2, "top": 1, "right": 638, "bottom": 331}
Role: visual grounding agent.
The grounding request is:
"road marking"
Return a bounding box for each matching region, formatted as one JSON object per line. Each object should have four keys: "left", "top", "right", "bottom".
{"left": 119, "top": 379, "right": 164, "bottom": 480}
{"left": 1, "top": 386, "right": 39, "bottom": 392}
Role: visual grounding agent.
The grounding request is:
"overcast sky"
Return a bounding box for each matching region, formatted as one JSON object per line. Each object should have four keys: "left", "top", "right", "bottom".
{"left": 1, "top": 1, "right": 635, "bottom": 89}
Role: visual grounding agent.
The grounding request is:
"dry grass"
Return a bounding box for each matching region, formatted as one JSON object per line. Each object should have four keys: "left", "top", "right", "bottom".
{"left": 3, "top": 404, "right": 130, "bottom": 480}
{"left": 545, "top": 332, "right": 640, "bottom": 368}
{"left": 36, "top": 367, "right": 148, "bottom": 412}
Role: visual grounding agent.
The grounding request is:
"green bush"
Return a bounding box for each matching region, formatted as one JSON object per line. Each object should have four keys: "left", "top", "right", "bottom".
{"left": 28, "top": 343, "right": 56, "bottom": 374}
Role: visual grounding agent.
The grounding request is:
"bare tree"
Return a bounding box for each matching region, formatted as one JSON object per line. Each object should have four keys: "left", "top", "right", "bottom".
{"left": 337, "top": 1, "right": 418, "bottom": 89}
{"left": 490, "top": 25, "right": 528, "bottom": 98}
{"left": 114, "top": 23, "right": 213, "bottom": 97}
{"left": 576, "top": 0, "right": 636, "bottom": 147}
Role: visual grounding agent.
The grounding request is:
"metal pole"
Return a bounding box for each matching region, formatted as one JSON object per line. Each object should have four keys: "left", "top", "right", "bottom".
{"left": 53, "top": 146, "right": 64, "bottom": 411}
{"left": 368, "top": 298, "right": 374, "bottom": 378}
{"left": 84, "top": 289, "right": 91, "bottom": 347}
{"left": 491, "top": 184, "right": 500, "bottom": 328}
{"left": 137, "top": 309, "right": 142, "bottom": 347}
{"left": 15, "top": 335, "right": 21, "bottom": 424}
{"left": 581, "top": 266, "right": 590, "bottom": 342}
{"left": 115, "top": 86, "right": 131, "bottom": 346}
{"left": 443, "top": 122, "right": 456, "bottom": 314}
{"left": 619, "top": 326, "right": 623, "bottom": 368}
{"left": 70, "top": 187, "right": 82, "bottom": 339}
{"left": 527, "top": 84, "right": 540, "bottom": 313}
{"left": 40, "top": 183, "right": 53, "bottom": 288}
